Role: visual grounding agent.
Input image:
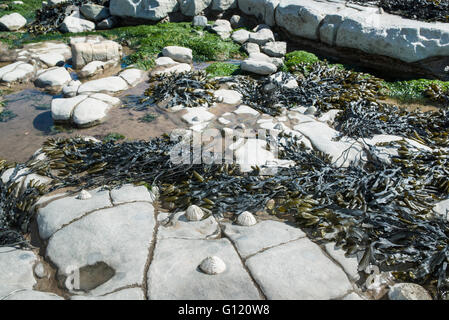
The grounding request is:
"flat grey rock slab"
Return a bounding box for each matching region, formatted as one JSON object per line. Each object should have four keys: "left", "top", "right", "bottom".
{"left": 158, "top": 212, "right": 219, "bottom": 240}
{"left": 110, "top": 184, "right": 154, "bottom": 205}
{"left": 3, "top": 290, "right": 64, "bottom": 300}
{"left": 71, "top": 288, "right": 144, "bottom": 300}
{"left": 147, "top": 238, "right": 261, "bottom": 299}
{"left": 246, "top": 238, "right": 352, "bottom": 299}
{"left": 46, "top": 202, "right": 155, "bottom": 296}
{"left": 324, "top": 242, "right": 360, "bottom": 281}
{"left": 0, "top": 248, "right": 37, "bottom": 298}
{"left": 37, "top": 187, "right": 112, "bottom": 240}
{"left": 77, "top": 76, "right": 129, "bottom": 95}
{"left": 222, "top": 220, "right": 306, "bottom": 258}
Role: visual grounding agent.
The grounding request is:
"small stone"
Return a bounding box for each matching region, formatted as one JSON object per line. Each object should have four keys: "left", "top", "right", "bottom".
{"left": 77, "top": 190, "right": 92, "bottom": 200}
{"left": 193, "top": 15, "right": 208, "bottom": 27}
{"left": 0, "top": 13, "right": 27, "bottom": 31}
{"left": 60, "top": 16, "right": 95, "bottom": 33}
{"left": 304, "top": 106, "right": 317, "bottom": 115}
{"left": 185, "top": 205, "right": 204, "bottom": 221}
{"left": 34, "top": 262, "right": 47, "bottom": 278}
{"left": 242, "top": 42, "right": 260, "bottom": 55}
{"left": 388, "top": 283, "right": 432, "bottom": 300}
{"left": 236, "top": 211, "right": 257, "bottom": 226}
{"left": 162, "top": 46, "right": 193, "bottom": 64}
{"left": 241, "top": 59, "right": 277, "bottom": 75}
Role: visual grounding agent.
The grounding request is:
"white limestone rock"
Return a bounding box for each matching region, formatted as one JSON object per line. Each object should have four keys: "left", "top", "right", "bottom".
{"left": 214, "top": 89, "right": 242, "bottom": 105}
{"left": 180, "top": 0, "right": 212, "bottom": 17}
{"left": 248, "top": 28, "right": 275, "bottom": 45}
{"left": 211, "top": 0, "right": 237, "bottom": 11}
{"left": 77, "top": 76, "right": 129, "bottom": 95}
{"left": 60, "top": 16, "right": 95, "bottom": 33}
{"left": 0, "top": 248, "right": 37, "bottom": 299}
{"left": 0, "top": 13, "right": 27, "bottom": 31}
{"left": 35, "top": 67, "right": 72, "bottom": 90}
{"left": 238, "top": 0, "right": 279, "bottom": 26}
{"left": 72, "top": 97, "right": 112, "bottom": 126}
{"left": 153, "top": 63, "right": 192, "bottom": 75}
{"left": 46, "top": 202, "right": 156, "bottom": 296}
{"left": 241, "top": 59, "right": 277, "bottom": 75}
{"left": 162, "top": 46, "right": 193, "bottom": 63}
{"left": 388, "top": 283, "right": 432, "bottom": 300}
{"left": 71, "top": 38, "right": 122, "bottom": 69}
{"left": 231, "top": 29, "right": 250, "bottom": 44}
{"left": 119, "top": 68, "right": 147, "bottom": 87}
{"left": 182, "top": 107, "right": 215, "bottom": 125}
{"left": 109, "top": 0, "right": 179, "bottom": 21}
{"left": 0, "top": 61, "right": 35, "bottom": 83}
{"left": 262, "top": 41, "right": 287, "bottom": 57}
{"left": 193, "top": 15, "right": 208, "bottom": 27}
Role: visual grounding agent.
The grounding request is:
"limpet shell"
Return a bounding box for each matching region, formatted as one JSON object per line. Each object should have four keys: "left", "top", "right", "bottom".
{"left": 185, "top": 204, "right": 204, "bottom": 221}
{"left": 77, "top": 190, "right": 92, "bottom": 200}
{"left": 237, "top": 211, "right": 257, "bottom": 226}
{"left": 199, "top": 256, "right": 226, "bottom": 275}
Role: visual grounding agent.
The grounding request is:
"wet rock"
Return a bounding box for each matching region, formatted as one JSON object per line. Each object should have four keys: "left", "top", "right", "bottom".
{"left": 78, "top": 61, "right": 108, "bottom": 78}
{"left": 80, "top": 4, "right": 110, "bottom": 22}
{"left": 241, "top": 59, "right": 277, "bottom": 75}
{"left": 62, "top": 80, "right": 82, "bottom": 97}
{"left": 182, "top": 107, "right": 215, "bottom": 125}
{"left": 147, "top": 238, "right": 261, "bottom": 299}
{"left": 246, "top": 238, "right": 352, "bottom": 299}
{"left": 46, "top": 202, "right": 156, "bottom": 296}
{"left": 109, "top": 0, "right": 179, "bottom": 21}
{"left": 0, "top": 61, "right": 35, "bottom": 83}
{"left": 180, "top": 0, "right": 212, "bottom": 16}
{"left": 262, "top": 41, "right": 286, "bottom": 57}
{"left": 60, "top": 16, "right": 95, "bottom": 33}
{"left": 248, "top": 28, "right": 275, "bottom": 45}
{"left": 162, "top": 46, "right": 193, "bottom": 64}
{"left": 234, "top": 105, "right": 259, "bottom": 116}
{"left": 0, "top": 13, "right": 27, "bottom": 31}
{"left": 35, "top": 67, "right": 72, "bottom": 91}
{"left": 34, "top": 262, "right": 47, "bottom": 279}
{"left": 71, "top": 38, "right": 122, "bottom": 69}
{"left": 119, "top": 68, "right": 147, "bottom": 87}
{"left": 231, "top": 29, "right": 250, "bottom": 44}
{"left": 72, "top": 97, "right": 114, "bottom": 127}
{"left": 214, "top": 89, "right": 242, "bottom": 105}
{"left": 193, "top": 15, "right": 208, "bottom": 27}
{"left": 0, "top": 247, "right": 37, "bottom": 299}
{"left": 388, "top": 283, "right": 432, "bottom": 300}
{"left": 77, "top": 76, "right": 129, "bottom": 95}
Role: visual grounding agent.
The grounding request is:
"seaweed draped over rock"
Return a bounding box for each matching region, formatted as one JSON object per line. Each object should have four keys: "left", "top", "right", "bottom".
{"left": 349, "top": 0, "right": 449, "bottom": 22}
{"left": 27, "top": 0, "right": 109, "bottom": 34}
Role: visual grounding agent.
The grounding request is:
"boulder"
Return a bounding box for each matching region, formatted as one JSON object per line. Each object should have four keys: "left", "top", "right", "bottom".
{"left": 241, "top": 59, "right": 277, "bottom": 75}
{"left": 72, "top": 97, "right": 113, "bottom": 126}
{"left": 231, "top": 29, "right": 250, "bottom": 44}
{"left": 80, "top": 4, "right": 110, "bottom": 22}
{"left": 180, "top": 0, "right": 212, "bottom": 16}
{"left": 248, "top": 28, "right": 275, "bottom": 45}
{"left": 210, "top": 19, "right": 233, "bottom": 39}
{"left": 109, "top": 0, "right": 179, "bottom": 21}
{"left": 192, "top": 15, "right": 208, "bottom": 27}
{"left": 262, "top": 41, "right": 287, "bottom": 57}
{"left": 77, "top": 76, "right": 129, "bottom": 95}
{"left": 0, "top": 61, "right": 35, "bottom": 83}
{"left": 34, "top": 67, "right": 72, "bottom": 91}
{"left": 71, "top": 39, "right": 122, "bottom": 69}
{"left": 162, "top": 46, "right": 193, "bottom": 63}
{"left": 0, "top": 13, "right": 27, "bottom": 31}
{"left": 96, "top": 16, "right": 117, "bottom": 30}
{"left": 60, "top": 16, "right": 95, "bottom": 33}
{"left": 211, "top": 0, "right": 237, "bottom": 11}
{"left": 238, "top": 0, "right": 279, "bottom": 26}
{"left": 242, "top": 42, "right": 260, "bottom": 55}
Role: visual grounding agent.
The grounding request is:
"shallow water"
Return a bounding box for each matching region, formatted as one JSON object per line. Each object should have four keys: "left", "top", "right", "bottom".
{"left": 0, "top": 83, "right": 189, "bottom": 163}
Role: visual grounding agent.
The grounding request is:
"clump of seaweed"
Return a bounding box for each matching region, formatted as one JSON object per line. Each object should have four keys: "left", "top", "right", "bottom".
{"left": 27, "top": 0, "right": 108, "bottom": 34}
{"left": 145, "top": 71, "right": 220, "bottom": 109}
{"left": 349, "top": 0, "right": 449, "bottom": 22}
{"left": 425, "top": 83, "right": 449, "bottom": 106}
